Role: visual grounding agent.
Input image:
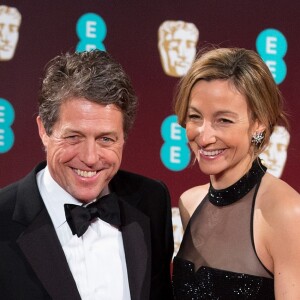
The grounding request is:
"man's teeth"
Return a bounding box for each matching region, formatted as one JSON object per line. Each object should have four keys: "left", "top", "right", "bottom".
{"left": 200, "top": 149, "right": 223, "bottom": 156}
{"left": 74, "top": 169, "right": 97, "bottom": 178}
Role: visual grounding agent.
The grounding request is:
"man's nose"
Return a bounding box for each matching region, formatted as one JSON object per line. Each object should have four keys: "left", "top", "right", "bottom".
{"left": 80, "top": 140, "right": 99, "bottom": 166}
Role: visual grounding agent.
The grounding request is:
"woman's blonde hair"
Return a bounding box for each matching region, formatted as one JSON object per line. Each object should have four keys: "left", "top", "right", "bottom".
{"left": 174, "top": 47, "right": 288, "bottom": 155}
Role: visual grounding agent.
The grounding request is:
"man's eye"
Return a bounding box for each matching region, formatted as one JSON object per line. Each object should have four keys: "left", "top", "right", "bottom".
{"left": 65, "top": 135, "right": 80, "bottom": 142}
{"left": 101, "top": 137, "right": 114, "bottom": 143}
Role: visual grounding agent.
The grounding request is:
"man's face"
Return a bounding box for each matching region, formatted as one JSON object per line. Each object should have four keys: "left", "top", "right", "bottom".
{"left": 37, "top": 98, "right": 125, "bottom": 203}
{"left": 0, "top": 12, "right": 21, "bottom": 61}
{"left": 259, "top": 126, "right": 290, "bottom": 178}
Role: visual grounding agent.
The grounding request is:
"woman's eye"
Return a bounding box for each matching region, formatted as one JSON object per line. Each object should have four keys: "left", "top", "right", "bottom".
{"left": 219, "top": 118, "right": 233, "bottom": 123}
{"left": 187, "top": 114, "right": 200, "bottom": 120}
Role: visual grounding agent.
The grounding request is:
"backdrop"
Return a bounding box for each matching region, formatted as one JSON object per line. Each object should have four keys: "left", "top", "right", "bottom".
{"left": 1, "top": 0, "right": 299, "bottom": 254}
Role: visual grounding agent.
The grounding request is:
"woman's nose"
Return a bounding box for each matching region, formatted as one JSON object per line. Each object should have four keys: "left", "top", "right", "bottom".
{"left": 197, "top": 123, "right": 217, "bottom": 146}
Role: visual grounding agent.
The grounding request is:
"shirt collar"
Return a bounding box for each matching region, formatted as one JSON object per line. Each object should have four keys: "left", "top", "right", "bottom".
{"left": 36, "top": 166, "right": 84, "bottom": 229}
{"left": 37, "top": 166, "right": 110, "bottom": 229}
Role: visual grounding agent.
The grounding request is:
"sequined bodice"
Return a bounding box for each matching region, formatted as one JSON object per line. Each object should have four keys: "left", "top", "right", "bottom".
{"left": 172, "top": 258, "right": 274, "bottom": 299}
{"left": 172, "top": 159, "right": 275, "bottom": 299}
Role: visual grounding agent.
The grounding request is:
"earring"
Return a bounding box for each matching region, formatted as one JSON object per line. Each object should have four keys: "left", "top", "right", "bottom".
{"left": 251, "top": 131, "right": 264, "bottom": 146}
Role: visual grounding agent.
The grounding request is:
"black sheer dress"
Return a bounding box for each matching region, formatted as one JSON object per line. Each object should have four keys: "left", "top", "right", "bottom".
{"left": 172, "top": 159, "right": 275, "bottom": 299}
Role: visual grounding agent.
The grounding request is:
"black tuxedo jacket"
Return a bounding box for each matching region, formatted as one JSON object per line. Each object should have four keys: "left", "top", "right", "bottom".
{"left": 0, "top": 162, "right": 174, "bottom": 300}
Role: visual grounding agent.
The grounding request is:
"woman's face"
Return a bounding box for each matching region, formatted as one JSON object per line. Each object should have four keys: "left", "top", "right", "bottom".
{"left": 185, "top": 79, "right": 261, "bottom": 188}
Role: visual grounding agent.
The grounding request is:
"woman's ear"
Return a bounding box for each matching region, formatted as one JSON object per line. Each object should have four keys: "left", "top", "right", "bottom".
{"left": 252, "top": 120, "right": 266, "bottom": 135}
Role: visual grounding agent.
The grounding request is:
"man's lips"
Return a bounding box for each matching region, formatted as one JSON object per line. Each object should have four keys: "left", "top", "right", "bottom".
{"left": 72, "top": 168, "right": 98, "bottom": 178}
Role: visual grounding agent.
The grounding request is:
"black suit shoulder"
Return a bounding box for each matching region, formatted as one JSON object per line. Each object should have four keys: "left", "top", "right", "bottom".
{"left": 112, "top": 169, "right": 168, "bottom": 189}
{"left": 0, "top": 181, "right": 20, "bottom": 239}
{"left": 0, "top": 161, "right": 45, "bottom": 202}
{"left": 111, "top": 169, "right": 172, "bottom": 226}
{"left": 111, "top": 169, "right": 170, "bottom": 204}
{"left": 0, "top": 162, "right": 46, "bottom": 238}
{"left": 0, "top": 180, "right": 18, "bottom": 208}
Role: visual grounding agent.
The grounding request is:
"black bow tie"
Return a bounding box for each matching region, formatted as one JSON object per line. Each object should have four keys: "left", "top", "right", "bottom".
{"left": 64, "top": 193, "right": 121, "bottom": 237}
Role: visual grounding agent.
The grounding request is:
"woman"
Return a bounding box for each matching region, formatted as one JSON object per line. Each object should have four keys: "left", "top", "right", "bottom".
{"left": 172, "top": 48, "right": 300, "bottom": 299}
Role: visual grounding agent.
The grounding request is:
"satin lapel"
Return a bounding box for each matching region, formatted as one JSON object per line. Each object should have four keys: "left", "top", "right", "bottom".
{"left": 16, "top": 208, "right": 81, "bottom": 300}
{"left": 13, "top": 163, "right": 81, "bottom": 300}
{"left": 119, "top": 198, "right": 151, "bottom": 300}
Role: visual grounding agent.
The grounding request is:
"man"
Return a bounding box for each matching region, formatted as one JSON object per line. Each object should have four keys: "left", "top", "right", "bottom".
{"left": 259, "top": 125, "right": 290, "bottom": 178}
{"left": 0, "top": 50, "right": 174, "bottom": 299}
{"left": 158, "top": 20, "right": 199, "bottom": 77}
{"left": 0, "top": 5, "right": 22, "bottom": 61}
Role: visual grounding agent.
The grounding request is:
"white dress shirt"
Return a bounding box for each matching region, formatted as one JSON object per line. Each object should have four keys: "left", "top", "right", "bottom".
{"left": 36, "top": 166, "right": 131, "bottom": 300}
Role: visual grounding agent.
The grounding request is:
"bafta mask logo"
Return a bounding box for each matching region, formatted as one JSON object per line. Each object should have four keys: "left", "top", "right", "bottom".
{"left": 172, "top": 207, "right": 183, "bottom": 258}
{"left": 0, "top": 5, "right": 21, "bottom": 61}
{"left": 158, "top": 21, "right": 199, "bottom": 77}
{"left": 260, "top": 126, "right": 290, "bottom": 178}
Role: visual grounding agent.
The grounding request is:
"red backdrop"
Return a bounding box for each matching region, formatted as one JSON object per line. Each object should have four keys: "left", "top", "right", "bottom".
{"left": 1, "top": 0, "right": 300, "bottom": 211}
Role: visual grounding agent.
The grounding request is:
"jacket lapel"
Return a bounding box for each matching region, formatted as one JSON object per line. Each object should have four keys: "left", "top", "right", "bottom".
{"left": 119, "top": 198, "right": 151, "bottom": 300}
{"left": 110, "top": 171, "right": 152, "bottom": 299}
{"left": 13, "top": 163, "right": 81, "bottom": 299}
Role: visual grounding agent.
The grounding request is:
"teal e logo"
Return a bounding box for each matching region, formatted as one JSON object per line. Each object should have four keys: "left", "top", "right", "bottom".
{"left": 0, "top": 98, "right": 15, "bottom": 153}
{"left": 160, "top": 115, "right": 190, "bottom": 171}
{"left": 256, "top": 29, "right": 287, "bottom": 84}
{"left": 76, "top": 13, "right": 107, "bottom": 52}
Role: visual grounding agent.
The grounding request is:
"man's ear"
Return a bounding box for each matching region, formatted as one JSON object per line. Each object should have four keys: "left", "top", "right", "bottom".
{"left": 36, "top": 116, "right": 49, "bottom": 148}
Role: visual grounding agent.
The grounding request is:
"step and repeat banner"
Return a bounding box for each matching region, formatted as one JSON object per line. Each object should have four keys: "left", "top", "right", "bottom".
{"left": 1, "top": 1, "right": 299, "bottom": 255}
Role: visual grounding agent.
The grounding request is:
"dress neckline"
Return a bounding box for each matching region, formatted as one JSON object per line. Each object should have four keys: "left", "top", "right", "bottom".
{"left": 208, "top": 158, "right": 267, "bottom": 206}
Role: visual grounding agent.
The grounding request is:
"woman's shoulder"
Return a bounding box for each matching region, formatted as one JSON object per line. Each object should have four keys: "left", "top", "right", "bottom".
{"left": 258, "top": 172, "right": 300, "bottom": 231}
{"left": 179, "top": 183, "right": 209, "bottom": 230}
{"left": 180, "top": 183, "right": 209, "bottom": 203}
{"left": 259, "top": 173, "right": 300, "bottom": 208}
{"left": 257, "top": 172, "right": 300, "bottom": 285}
